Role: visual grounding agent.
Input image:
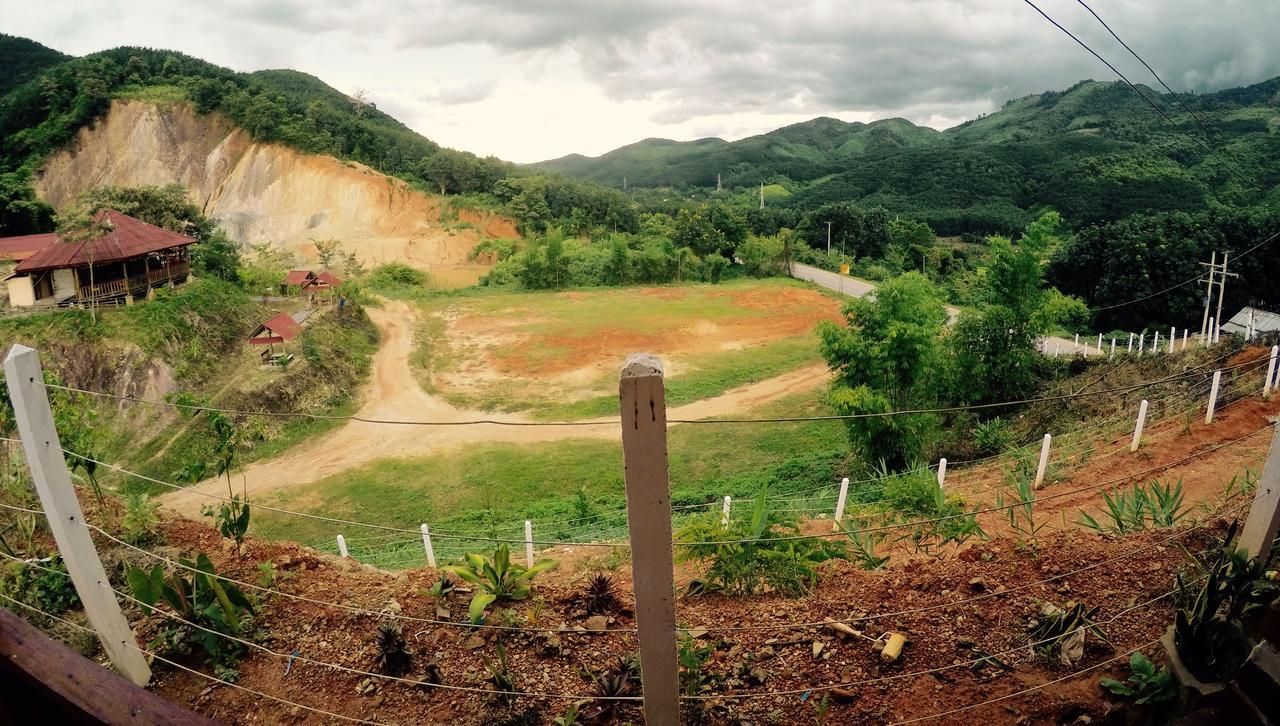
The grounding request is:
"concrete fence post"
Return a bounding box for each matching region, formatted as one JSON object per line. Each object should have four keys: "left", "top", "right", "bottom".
{"left": 619, "top": 353, "right": 679, "bottom": 726}
{"left": 1265, "top": 346, "right": 1279, "bottom": 398}
{"left": 832, "top": 476, "right": 850, "bottom": 530}
{"left": 721, "top": 496, "right": 731, "bottom": 527}
{"left": 1182, "top": 328, "right": 1189, "bottom": 350}
{"left": 1110, "top": 338, "right": 1116, "bottom": 358}
{"left": 1138, "top": 333, "right": 1145, "bottom": 355}
{"left": 1208, "top": 317, "right": 1215, "bottom": 344}
{"left": 1131, "top": 399, "right": 1148, "bottom": 452}
{"left": 1034, "top": 433, "right": 1052, "bottom": 489}
{"left": 1128, "top": 332, "right": 1134, "bottom": 352}
{"left": 1074, "top": 334, "right": 1079, "bottom": 349}
{"left": 421, "top": 523, "right": 436, "bottom": 568}
{"left": 1240, "top": 423, "right": 1280, "bottom": 561}
{"left": 1152, "top": 332, "right": 1159, "bottom": 355}
{"left": 1169, "top": 327, "right": 1175, "bottom": 354}
{"left": 524, "top": 520, "right": 534, "bottom": 568}
{"left": 1097, "top": 333, "right": 1103, "bottom": 353}
{"left": 937, "top": 458, "right": 948, "bottom": 489}
{"left": 1054, "top": 343, "right": 1060, "bottom": 358}
{"left": 4, "top": 345, "right": 152, "bottom": 686}
{"left": 1206, "top": 370, "right": 1222, "bottom": 424}
{"left": 336, "top": 534, "right": 349, "bottom": 558}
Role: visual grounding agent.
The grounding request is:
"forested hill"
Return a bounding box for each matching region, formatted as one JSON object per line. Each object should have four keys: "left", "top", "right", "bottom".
{"left": 534, "top": 78, "right": 1280, "bottom": 235}
{"left": 0, "top": 35, "right": 636, "bottom": 238}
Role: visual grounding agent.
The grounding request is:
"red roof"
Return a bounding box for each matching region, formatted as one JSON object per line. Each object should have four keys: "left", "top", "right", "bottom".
{"left": 285, "top": 270, "right": 315, "bottom": 286}
{"left": 14, "top": 210, "right": 195, "bottom": 273}
{"left": 249, "top": 312, "right": 302, "bottom": 343}
{"left": 0, "top": 232, "right": 59, "bottom": 262}
{"left": 310, "top": 270, "right": 342, "bottom": 287}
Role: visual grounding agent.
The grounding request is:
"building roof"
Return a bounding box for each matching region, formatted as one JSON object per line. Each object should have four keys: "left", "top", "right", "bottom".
{"left": 310, "top": 270, "right": 342, "bottom": 287}
{"left": 249, "top": 312, "right": 303, "bottom": 343}
{"left": 13, "top": 210, "right": 195, "bottom": 274}
{"left": 1221, "top": 306, "right": 1280, "bottom": 336}
{"left": 285, "top": 270, "right": 315, "bottom": 286}
{"left": 0, "top": 232, "right": 59, "bottom": 262}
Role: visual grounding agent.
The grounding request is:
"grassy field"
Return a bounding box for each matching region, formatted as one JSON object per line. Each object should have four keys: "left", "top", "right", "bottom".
{"left": 252, "top": 388, "right": 859, "bottom": 561}
{"left": 408, "top": 277, "right": 844, "bottom": 419}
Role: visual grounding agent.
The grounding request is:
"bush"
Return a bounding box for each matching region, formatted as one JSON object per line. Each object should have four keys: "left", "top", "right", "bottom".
{"left": 736, "top": 234, "right": 785, "bottom": 277}
{"left": 367, "top": 262, "right": 430, "bottom": 289}
{"left": 1, "top": 555, "right": 80, "bottom": 617}
{"left": 676, "top": 490, "right": 845, "bottom": 596}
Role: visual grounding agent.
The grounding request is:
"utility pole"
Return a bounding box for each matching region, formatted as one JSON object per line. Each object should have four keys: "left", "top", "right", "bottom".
{"left": 1215, "top": 251, "right": 1238, "bottom": 338}
{"left": 716, "top": 173, "right": 721, "bottom": 192}
{"left": 826, "top": 222, "right": 833, "bottom": 255}
{"left": 1200, "top": 251, "right": 1217, "bottom": 338}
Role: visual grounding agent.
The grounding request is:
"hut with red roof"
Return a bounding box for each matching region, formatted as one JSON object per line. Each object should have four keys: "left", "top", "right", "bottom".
{"left": 2, "top": 210, "right": 195, "bottom": 308}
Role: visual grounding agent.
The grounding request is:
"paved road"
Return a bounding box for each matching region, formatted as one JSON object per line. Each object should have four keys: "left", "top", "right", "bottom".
{"left": 790, "top": 262, "right": 1098, "bottom": 356}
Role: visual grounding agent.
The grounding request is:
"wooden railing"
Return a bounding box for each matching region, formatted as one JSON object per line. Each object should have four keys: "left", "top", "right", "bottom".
{"left": 77, "top": 261, "right": 189, "bottom": 301}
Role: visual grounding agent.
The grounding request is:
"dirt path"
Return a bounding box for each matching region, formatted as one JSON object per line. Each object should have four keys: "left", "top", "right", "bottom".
{"left": 162, "top": 301, "right": 830, "bottom": 514}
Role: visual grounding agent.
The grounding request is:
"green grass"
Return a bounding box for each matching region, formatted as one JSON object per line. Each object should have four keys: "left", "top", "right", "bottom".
{"left": 252, "top": 388, "right": 855, "bottom": 562}
{"left": 410, "top": 277, "right": 841, "bottom": 418}
{"left": 113, "top": 84, "right": 189, "bottom": 105}
{"left": 536, "top": 335, "right": 824, "bottom": 419}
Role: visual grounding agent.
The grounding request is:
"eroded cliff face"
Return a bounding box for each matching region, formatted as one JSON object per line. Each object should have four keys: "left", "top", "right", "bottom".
{"left": 34, "top": 100, "right": 515, "bottom": 275}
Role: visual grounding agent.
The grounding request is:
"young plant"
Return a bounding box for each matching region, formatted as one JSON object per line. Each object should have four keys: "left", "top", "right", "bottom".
{"left": 444, "top": 544, "right": 557, "bottom": 624}
{"left": 839, "top": 523, "right": 890, "bottom": 570}
{"left": 578, "top": 572, "right": 619, "bottom": 615}
{"left": 1028, "top": 600, "right": 1108, "bottom": 665}
{"left": 676, "top": 489, "right": 845, "bottom": 596}
{"left": 121, "top": 491, "right": 161, "bottom": 545}
{"left": 2, "top": 555, "right": 80, "bottom": 617}
{"left": 581, "top": 654, "right": 640, "bottom": 722}
{"left": 677, "top": 634, "right": 722, "bottom": 696}
{"left": 1100, "top": 652, "right": 1177, "bottom": 705}
{"left": 202, "top": 495, "right": 251, "bottom": 550}
{"left": 997, "top": 475, "right": 1048, "bottom": 551}
{"left": 1174, "top": 520, "right": 1280, "bottom": 682}
{"left": 484, "top": 642, "right": 519, "bottom": 706}
{"left": 425, "top": 573, "right": 456, "bottom": 598}
{"left": 373, "top": 622, "right": 413, "bottom": 677}
{"left": 1079, "top": 480, "right": 1186, "bottom": 535}
{"left": 127, "top": 553, "right": 255, "bottom": 674}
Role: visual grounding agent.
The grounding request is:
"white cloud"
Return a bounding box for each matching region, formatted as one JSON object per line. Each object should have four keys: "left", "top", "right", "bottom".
{"left": 2, "top": 0, "right": 1278, "bottom": 162}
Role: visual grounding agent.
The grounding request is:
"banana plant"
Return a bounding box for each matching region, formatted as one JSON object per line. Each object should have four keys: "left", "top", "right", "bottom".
{"left": 444, "top": 543, "right": 557, "bottom": 624}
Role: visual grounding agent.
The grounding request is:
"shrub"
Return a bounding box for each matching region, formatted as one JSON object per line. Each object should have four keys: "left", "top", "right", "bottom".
{"left": 1101, "top": 652, "right": 1177, "bottom": 706}
{"left": 676, "top": 490, "right": 845, "bottom": 596}
{"left": 444, "top": 544, "right": 557, "bottom": 624}
{"left": 122, "top": 491, "right": 161, "bottom": 545}
{"left": 367, "top": 262, "right": 430, "bottom": 289}
{"left": 1, "top": 555, "right": 80, "bottom": 617}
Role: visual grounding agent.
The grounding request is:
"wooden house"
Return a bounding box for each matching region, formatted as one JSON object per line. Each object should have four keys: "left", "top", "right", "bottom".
{"left": 2, "top": 211, "right": 194, "bottom": 308}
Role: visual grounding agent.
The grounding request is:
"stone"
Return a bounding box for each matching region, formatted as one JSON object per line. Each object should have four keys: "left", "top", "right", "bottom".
{"left": 968, "top": 577, "right": 986, "bottom": 592}
{"left": 584, "top": 615, "right": 609, "bottom": 631}
{"left": 461, "top": 633, "right": 485, "bottom": 650}
{"left": 812, "top": 641, "right": 824, "bottom": 659}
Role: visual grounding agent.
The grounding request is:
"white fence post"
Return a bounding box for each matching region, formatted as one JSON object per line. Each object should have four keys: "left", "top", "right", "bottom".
{"left": 1131, "top": 399, "right": 1148, "bottom": 452}
{"left": 937, "top": 458, "right": 948, "bottom": 489}
{"left": 720, "top": 496, "right": 731, "bottom": 527}
{"left": 1240, "top": 423, "right": 1280, "bottom": 560}
{"left": 1110, "top": 338, "right": 1116, "bottom": 358}
{"left": 832, "top": 476, "right": 850, "bottom": 529}
{"left": 1265, "top": 346, "right": 1279, "bottom": 398}
{"left": 1097, "top": 333, "right": 1103, "bottom": 353}
{"left": 619, "top": 354, "right": 679, "bottom": 726}
{"left": 1182, "top": 328, "right": 1189, "bottom": 350}
{"left": 1034, "top": 433, "right": 1052, "bottom": 489}
{"left": 1208, "top": 317, "right": 1215, "bottom": 344}
{"left": 1054, "top": 343, "right": 1060, "bottom": 358}
{"left": 336, "top": 534, "right": 349, "bottom": 558}
{"left": 1206, "top": 370, "right": 1222, "bottom": 424}
{"left": 1152, "top": 332, "right": 1159, "bottom": 354}
{"left": 1169, "top": 327, "right": 1175, "bottom": 354}
{"left": 1074, "top": 334, "right": 1079, "bottom": 349}
{"left": 420, "top": 523, "right": 436, "bottom": 568}
{"left": 4, "top": 345, "right": 152, "bottom": 686}
{"left": 1128, "top": 332, "right": 1134, "bottom": 352}
{"left": 524, "top": 520, "right": 534, "bottom": 568}
{"left": 1138, "top": 333, "right": 1145, "bottom": 355}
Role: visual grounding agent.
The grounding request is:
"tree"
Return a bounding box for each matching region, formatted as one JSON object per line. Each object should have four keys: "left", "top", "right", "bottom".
{"left": 818, "top": 272, "right": 949, "bottom": 469}
{"left": 737, "top": 232, "right": 786, "bottom": 277}
{"left": 950, "top": 211, "right": 1087, "bottom": 405}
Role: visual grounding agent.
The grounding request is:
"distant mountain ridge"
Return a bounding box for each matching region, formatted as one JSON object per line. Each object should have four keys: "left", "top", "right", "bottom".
{"left": 533, "top": 77, "right": 1280, "bottom": 233}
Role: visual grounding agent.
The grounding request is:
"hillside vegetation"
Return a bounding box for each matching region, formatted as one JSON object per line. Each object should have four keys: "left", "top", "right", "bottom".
{"left": 535, "top": 79, "right": 1280, "bottom": 235}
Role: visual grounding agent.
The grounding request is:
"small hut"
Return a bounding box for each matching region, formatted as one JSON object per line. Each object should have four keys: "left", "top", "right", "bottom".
{"left": 247, "top": 312, "right": 303, "bottom": 363}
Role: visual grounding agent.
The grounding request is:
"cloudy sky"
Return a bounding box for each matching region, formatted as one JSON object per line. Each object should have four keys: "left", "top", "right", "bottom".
{"left": 4, "top": 0, "right": 1278, "bottom": 162}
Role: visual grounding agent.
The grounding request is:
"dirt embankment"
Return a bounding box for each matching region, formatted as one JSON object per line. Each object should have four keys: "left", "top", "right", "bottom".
{"left": 34, "top": 100, "right": 517, "bottom": 275}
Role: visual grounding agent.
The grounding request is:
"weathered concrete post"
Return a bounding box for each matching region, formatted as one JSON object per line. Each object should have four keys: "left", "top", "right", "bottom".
{"left": 4, "top": 345, "right": 152, "bottom": 686}
{"left": 1241, "top": 423, "right": 1280, "bottom": 561}
{"left": 619, "top": 354, "right": 679, "bottom": 726}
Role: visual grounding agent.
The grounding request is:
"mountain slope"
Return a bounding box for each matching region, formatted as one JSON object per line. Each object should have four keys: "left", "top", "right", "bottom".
{"left": 535, "top": 78, "right": 1280, "bottom": 233}
{"left": 0, "top": 34, "right": 68, "bottom": 95}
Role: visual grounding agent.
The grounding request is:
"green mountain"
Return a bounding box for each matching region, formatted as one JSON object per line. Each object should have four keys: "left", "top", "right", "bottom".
{"left": 536, "top": 78, "right": 1280, "bottom": 234}
{"left": 0, "top": 34, "right": 68, "bottom": 95}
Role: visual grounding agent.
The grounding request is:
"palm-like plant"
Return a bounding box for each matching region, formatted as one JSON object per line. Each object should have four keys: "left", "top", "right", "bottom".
{"left": 444, "top": 544, "right": 557, "bottom": 624}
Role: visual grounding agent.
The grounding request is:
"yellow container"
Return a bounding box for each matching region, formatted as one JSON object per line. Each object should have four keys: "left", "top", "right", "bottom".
{"left": 839, "top": 263, "right": 851, "bottom": 275}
